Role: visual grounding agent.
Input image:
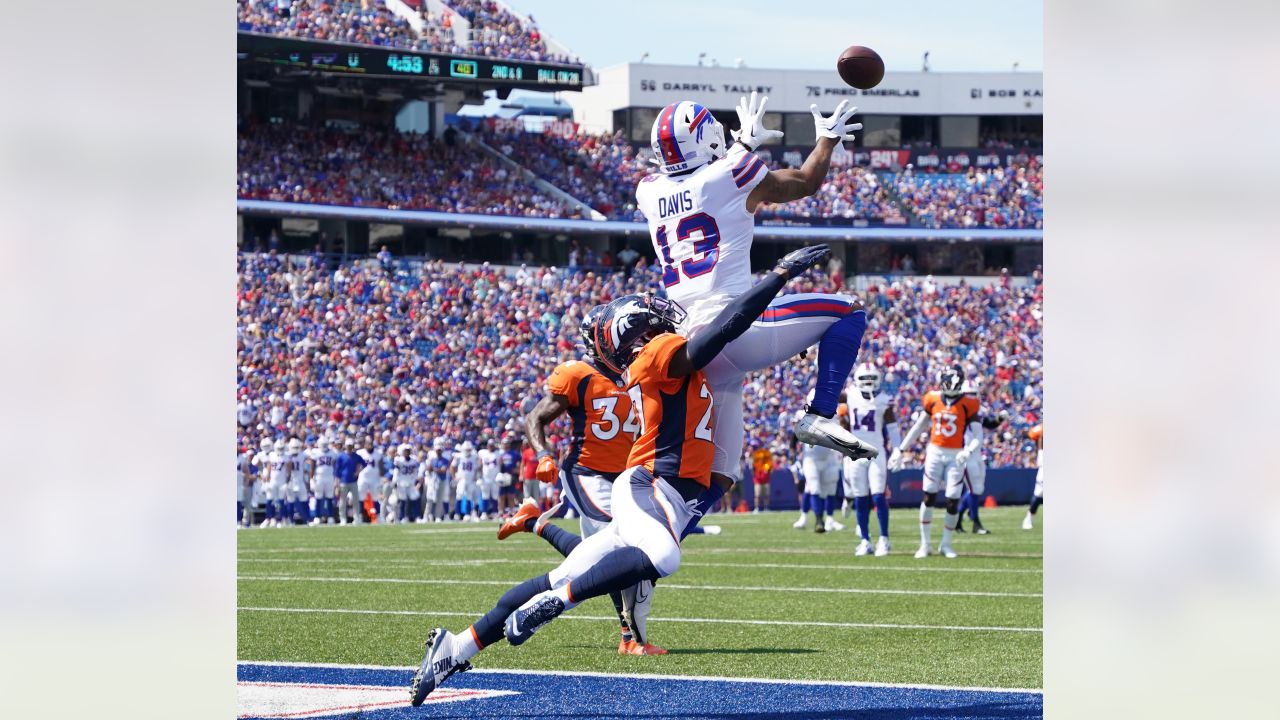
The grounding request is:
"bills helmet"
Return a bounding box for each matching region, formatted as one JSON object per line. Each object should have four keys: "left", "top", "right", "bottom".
{"left": 937, "top": 364, "right": 965, "bottom": 398}
{"left": 650, "top": 101, "right": 726, "bottom": 175}
{"left": 287, "top": 438, "right": 302, "bottom": 453}
{"left": 592, "top": 293, "right": 687, "bottom": 375}
{"left": 317, "top": 436, "right": 330, "bottom": 450}
{"left": 853, "top": 362, "right": 882, "bottom": 394}
{"left": 259, "top": 438, "right": 273, "bottom": 452}
{"left": 273, "top": 439, "right": 285, "bottom": 452}
{"left": 579, "top": 304, "right": 607, "bottom": 361}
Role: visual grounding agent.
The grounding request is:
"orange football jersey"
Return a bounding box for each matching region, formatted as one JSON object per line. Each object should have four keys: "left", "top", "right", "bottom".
{"left": 545, "top": 360, "right": 634, "bottom": 475}
{"left": 921, "top": 390, "right": 981, "bottom": 449}
{"left": 623, "top": 333, "right": 715, "bottom": 488}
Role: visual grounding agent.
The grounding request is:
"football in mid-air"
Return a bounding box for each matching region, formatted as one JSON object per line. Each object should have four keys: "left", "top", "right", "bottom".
{"left": 837, "top": 45, "right": 885, "bottom": 90}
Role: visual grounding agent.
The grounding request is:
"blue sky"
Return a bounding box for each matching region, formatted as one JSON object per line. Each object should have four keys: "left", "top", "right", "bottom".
{"left": 512, "top": 0, "right": 1042, "bottom": 72}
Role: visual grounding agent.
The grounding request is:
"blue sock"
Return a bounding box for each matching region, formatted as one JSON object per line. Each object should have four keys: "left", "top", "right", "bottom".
{"left": 810, "top": 309, "right": 868, "bottom": 416}
{"left": 799, "top": 493, "right": 809, "bottom": 514}
{"left": 237, "top": 502, "right": 243, "bottom": 523}
{"left": 687, "top": 526, "right": 706, "bottom": 534}
{"left": 827, "top": 494, "right": 840, "bottom": 519}
{"left": 681, "top": 482, "right": 726, "bottom": 539}
{"left": 537, "top": 522, "right": 582, "bottom": 557}
{"left": 968, "top": 494, "right": 982, "bottom": 524}
{"left": 873, "top": 493, "right": 890, "bottom": 537}
{"left": 567, "top": 546, "right": 660, "bottom": 603}
{"left": 810, "top": 493, "right": 826, "bottom": 520}
{"left": 399, "top": 501, "right": 407, "bottom": 521}
{"left": 854, "top": 495, "right": 872, "bottom": 541}
{"left": 472, "top": 574, "right": 552, "bottom": 648}
{"left": 1029, "top": 495, "right": 1043, "bottom": 514}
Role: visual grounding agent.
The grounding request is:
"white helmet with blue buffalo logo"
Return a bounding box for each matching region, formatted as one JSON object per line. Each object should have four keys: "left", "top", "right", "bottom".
{"left": 650, "top": 101, "right": 726, "bottom": 175}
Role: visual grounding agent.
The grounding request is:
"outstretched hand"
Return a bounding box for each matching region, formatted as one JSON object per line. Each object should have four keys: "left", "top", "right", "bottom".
{"left": 775, "top": 244, "right": 832, "bottom": 280}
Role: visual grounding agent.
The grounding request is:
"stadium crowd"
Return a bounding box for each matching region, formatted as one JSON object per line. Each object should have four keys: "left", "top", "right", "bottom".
{"left": 237, "top": 121, "right": 586, "bottom": 217}
{"left": 237, "top": 250, "right": 1043, "bottom": 524}
{"left": 236, "top": 0, "right": 576, "bottom": 63}
{"left": 893, "top": 163, "right": 1044, "bottom": 229}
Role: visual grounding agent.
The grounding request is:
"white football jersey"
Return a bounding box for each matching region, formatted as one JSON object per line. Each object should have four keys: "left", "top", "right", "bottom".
{"left": 845, "top": 390, "right": 893, "bottom": 451}
{"left": 454, "top": 451, "right": 478, "bottom": 480}
{"left": 288, "top": 451, "right": 306, "bottom": 481}
{"left": 636, "top": 146, "right": 768, "bottom": 330}
{"left": 478, "top": 449, "right": 499, "bottom": 480}
{"left": 268, "top": 451, "right": 291, "bottom": 483}
{"left": 357, "top": 449, "right": 383, "bottom": 481}
{"left": 310, "top": 448, "right": 338, "bottom": 481}
{"left": 393, "top": 455, "right": 419, "bottom": 482}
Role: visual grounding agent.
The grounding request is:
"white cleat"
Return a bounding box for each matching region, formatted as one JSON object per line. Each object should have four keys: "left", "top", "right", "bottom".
{"left": 914, "top": 544, "right": 930, "bottom": 559}
{"left": 793, "top": 515, "right": 807, "bottom": 530}
{"left": 1022, "top": 513, "right": 1034, "bottom": 530}
{"left": 824, "top": 517, "right": 845, "bottom": 532}
{"left": 939, "top": 544, "right": 958, "bottom": 559}
{"left": 794, "top": 411, "right": 879, "bottom": 462}
{"left": 875, "top": 537, "right": 891, "bottom": 557}
{"left": 409, "top": 627, "right": 471, "bottom": 707}
{"left": 854, "top": 538, "right": 873, "bottom": 556}
{"left": 701, "top": 525, "right": 722, "bottom": 535}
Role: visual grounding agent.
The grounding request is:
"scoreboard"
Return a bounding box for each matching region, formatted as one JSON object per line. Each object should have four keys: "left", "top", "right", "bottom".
{"left": 238, "top": 33, "right": 586, "bottom": 91}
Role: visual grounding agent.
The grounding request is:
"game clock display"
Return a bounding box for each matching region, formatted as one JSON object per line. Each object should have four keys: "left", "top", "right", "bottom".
{"left": 239, "top": 34, "right": 584, "bottom": 90}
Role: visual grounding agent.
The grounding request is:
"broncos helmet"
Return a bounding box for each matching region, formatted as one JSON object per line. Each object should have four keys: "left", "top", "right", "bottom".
{"left": 853, "top": 362, "right": 882, "bottom": 395}
{"left": 650, "top": 101, "right": 726, "bottom": 175}
{"left": 592, "top": 293, "right": 687, "bottom": 375}
{"left": 579, "top": 304, "right": 607, "bottom": 361}
{"left": 937, "top": 364, "right": 965, "bottom": 398}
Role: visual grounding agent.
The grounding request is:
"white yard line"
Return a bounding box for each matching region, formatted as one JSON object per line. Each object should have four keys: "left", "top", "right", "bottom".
{"left": 237, "top": 574, "right": 1041, "bottom": 598}
{"left": 236, "top": 556, "right": 1042, "bottom": 574}
{"left": 238, "top": 658, "right": 1042, "bottom": 694}
{"left": 237, "top": 606, "right": 1042, "bottom": 633}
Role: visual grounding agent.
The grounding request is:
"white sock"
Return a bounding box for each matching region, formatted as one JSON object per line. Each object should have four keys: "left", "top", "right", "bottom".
{"left": 551, "top": 585, "right": 581, "bottom": 611}
{"left": 919, "top": 503, "right": 933, "bottom": 546}
{"left": 454, "top": 626, "right": 482, "bottom": 663}
{"left": 941, "top": 511, "right": 959, "bottom": 546}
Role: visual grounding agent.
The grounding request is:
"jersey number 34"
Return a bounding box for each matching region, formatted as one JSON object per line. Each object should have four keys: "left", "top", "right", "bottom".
{"left": 655, "top": 213, "right": 721, "bottom": 288}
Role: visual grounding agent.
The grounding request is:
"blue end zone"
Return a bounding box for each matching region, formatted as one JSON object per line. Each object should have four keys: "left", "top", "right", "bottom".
{"left": 238, "top": 662, "right": 1042, "bottom": 719}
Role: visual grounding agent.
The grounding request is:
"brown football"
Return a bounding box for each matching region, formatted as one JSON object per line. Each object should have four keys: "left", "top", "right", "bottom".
{"left": 837, "top": 45, "right": 885, "bottom": 90}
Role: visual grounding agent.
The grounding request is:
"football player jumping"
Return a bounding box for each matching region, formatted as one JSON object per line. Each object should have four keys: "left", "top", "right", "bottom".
{"left": 501, "top": 304, "right": 666, "bottom": 655}
{"left": 409, "top": 246, "right": 833, "bottom": 707}
{"left": 634, "top": 93, "right": 878, "bottom": 510}
{"left": 889, "top": 365, "right": 984, "bottom": 559}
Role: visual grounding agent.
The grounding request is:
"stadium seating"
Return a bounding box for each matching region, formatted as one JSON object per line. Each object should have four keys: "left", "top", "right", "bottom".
{"left": 237, "top": 121, "right": 586, "bottom": 217}
{"left": 237, "top": 253, "right": 1043, "bottom": 469}
{"left": 893, "top": 164, "right": 1043, "bottom": 229}
{"left": 237, "top": 0, "right": 576, "bottom": 63}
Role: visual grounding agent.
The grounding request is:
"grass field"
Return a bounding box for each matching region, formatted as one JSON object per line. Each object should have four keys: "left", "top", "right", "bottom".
{"left": 238, "top": 506, "right": 1042, "bottom": 691}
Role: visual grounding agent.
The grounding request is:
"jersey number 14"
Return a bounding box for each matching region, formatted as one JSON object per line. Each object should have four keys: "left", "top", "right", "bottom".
{"left": 655, "top": 213, "right": 721, "bottom": 288}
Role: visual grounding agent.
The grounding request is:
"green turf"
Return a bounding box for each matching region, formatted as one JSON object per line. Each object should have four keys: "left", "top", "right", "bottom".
{"left": 238, "top": 506, "right": 1042, "bottom": 689}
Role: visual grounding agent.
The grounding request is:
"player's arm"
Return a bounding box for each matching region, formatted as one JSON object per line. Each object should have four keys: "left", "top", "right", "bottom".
{"left": 525, "top": 392, "right": 570, "bottom": 482}
{"left": 888, "top": 410, "right": 929, "bottom": 470}
{"left": 745, "top": 101, "right": 861, "bottom": 212}
{"left": 955, "top": 421, "right": 984, "bottom": 466}
{"left": 668, "top": 245, "right": 834, "bottom": 378}
{"left": 884, "top": 405, "right": 903, "bottom": 452}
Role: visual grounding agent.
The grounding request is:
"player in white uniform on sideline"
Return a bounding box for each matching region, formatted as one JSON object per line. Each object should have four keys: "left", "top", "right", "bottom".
{"left": 392, "top": 444, "right": 421, "bottom": 524}
{"left": 792, "top": 391, "right": 844, "bottom": 533}
{"left": 286, "top": 438, "right": 309, "bottom": 525}
{"left": 635, "top": 93, "right": 878, "bottom": 506}
{"left": 422, "top": 438, "right": 450, "bottom": 522}
{"left": 841, "top": 363, "right": 900, "bottom": 556}
{"left": 308, "top": 436, "right": 339, "bottom": 525}
{"left": 477, "top": 440, "right": 500, "bottom": 520}
{"left": 262, "top": 439, "right": 289, "bottom": 527}
{"left": 249, "top": 438, "right": 273, "bottom": 528}
{"left": 355, "top": 438, "right": 383, "bottom": 525}
{"left": 451, "top": 441, "right": 481, "bottom": 521}
{"left": 237, "top": 445, "right": 251, "bottom": 529}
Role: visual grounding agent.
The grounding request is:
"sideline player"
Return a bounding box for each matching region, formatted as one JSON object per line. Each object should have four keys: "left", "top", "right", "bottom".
{"left": 956, "top": 387, "right": 1008, "bottom": 534}
{"left": 635, "top": 93, "right": 877, "bottom": 507}
{"left": 409, "top": 246, "right": 832, "bottom": 706}
{"left": 889, "top": 366, "right": 983, "bottom": 558}
{"left": 287, "top": 438, "right": 309, "bottom": 525}
{"left": 794, "top": 400, "right": 844, "bottom": 533}
{"left": 496, "top": 434, "right": 521, "bottom": 518}
{"left": 422, "top": 438, "right": 450, "bottom": 522}
{"left": 308, "top": 436, "right": 339, "bottom": 525}
{"left": 451, "top": 441, "right": 481, "bottom": 521}
{"left": 262, "top": 439, "right": 290, "bottom": 527}
{"left": 355, "top": 437, "right": 382, "bottom": 524}
{"left": 392, "top": 443, "right": 420, "bottom": 524}
{"left": 478, "top": 440, "right": 500, "bottom": 520}
{"left": 841, "top": 363, "right": 900, "bottom": 556}
{"left": 237, "top": 444, "right": 252, "bottom": 528}
{"left": 505, "top": 305, "right": 663, "bottom": 655}
{"left": 1023, "top": 423, "right": 1044, "bottom": 529}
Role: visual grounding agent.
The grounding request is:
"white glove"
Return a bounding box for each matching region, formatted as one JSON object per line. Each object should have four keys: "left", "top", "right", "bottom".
{"left": 810, "top": 100, "right": 862, "bottom": 142}
{"left": 730, "top": 90, "right": 784, "bottom": 150}
{"left": 955, "top": 450, "right": 971, "bottom": 467}
{"left": 887, "top": 449, "right": 904, "bottom": 471}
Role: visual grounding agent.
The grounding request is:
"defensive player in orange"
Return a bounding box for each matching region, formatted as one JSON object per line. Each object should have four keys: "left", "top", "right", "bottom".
{"left": 888, "top": 365, "right": 984, "bottom": 559}
{"left": 499, "top": 304, "right": 666, "bottom": 656}
{"left": 410, "top": 245, "right": 837, "bottom": 706}
{"left": 1023, "top": 424, "right": 1044, "bottom": 529}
